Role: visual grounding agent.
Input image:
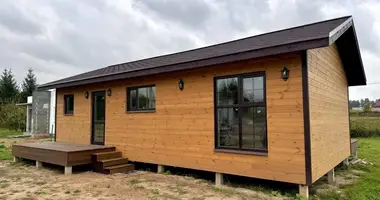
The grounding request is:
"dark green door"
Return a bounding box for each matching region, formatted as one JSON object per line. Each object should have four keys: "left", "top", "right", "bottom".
{"left": 91, "top": 91, "right": 106, "bottom": 145}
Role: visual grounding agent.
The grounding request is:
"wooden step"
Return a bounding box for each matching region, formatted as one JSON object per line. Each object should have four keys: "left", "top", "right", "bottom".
{"left": 92, "top": 151, "right": 122, "bottom": 162}
{"left": 93, "top": 158, "right": 129, "bottom": 172}
{"left": 104, "top": 163, "right": 134, "bottom": 174}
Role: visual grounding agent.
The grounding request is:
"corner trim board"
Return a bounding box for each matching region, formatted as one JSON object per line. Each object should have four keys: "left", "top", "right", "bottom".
{"left": 301, "top": 50, "right": 312, "bottom": 185}
{"left": 54, "top": 90, "right": 57, "bottom": 142}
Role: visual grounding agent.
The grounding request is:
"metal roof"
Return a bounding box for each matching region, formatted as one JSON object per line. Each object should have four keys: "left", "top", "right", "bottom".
{"left": 38, "top": 16, "right": 366, "bottom": 90}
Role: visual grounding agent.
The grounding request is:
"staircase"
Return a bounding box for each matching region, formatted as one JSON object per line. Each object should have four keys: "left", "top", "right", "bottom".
{"left": 92, "top": 150, "right": 134, "bottom": 174}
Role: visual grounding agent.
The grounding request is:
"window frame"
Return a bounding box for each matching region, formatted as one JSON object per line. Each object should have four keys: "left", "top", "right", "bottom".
{"left": 214, "top": 72, "right": 268, "bottom": 153}
{"left": 126, "top": 84, "right": 156, "bottom": 112}
{"left": 63, "top": 94, "right": 74, "bottom": 115}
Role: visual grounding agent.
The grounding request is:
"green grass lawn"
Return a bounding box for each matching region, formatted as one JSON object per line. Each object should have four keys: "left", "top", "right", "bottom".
{"left": 0, "top": 146, "right": 11, "bottom": 160}
{"left": 314, "top": 137, "right": 380, "bottom": 200}
{"left": 0, "top": 127, "right": 22, "bottom": 138}
{"left": 0, "top": 128, "right": 22, "bottom": 160}
{"left": 344, "top": 137, "right": 380, "bottom": 199}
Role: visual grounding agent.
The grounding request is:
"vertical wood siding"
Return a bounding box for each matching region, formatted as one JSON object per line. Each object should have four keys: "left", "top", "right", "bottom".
{"left": 307, "top": 44, "right": 350, "bottom": 183}
{"left": 56, "top": 53, "right": 306, "bottom": 184}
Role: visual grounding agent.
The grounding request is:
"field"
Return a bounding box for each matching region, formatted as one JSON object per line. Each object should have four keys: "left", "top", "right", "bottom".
{"left": 0, "top": 126, "right": 380, "bottom": 199}
{"left": 350, "top": 116, "right": 380, "bottom": 137}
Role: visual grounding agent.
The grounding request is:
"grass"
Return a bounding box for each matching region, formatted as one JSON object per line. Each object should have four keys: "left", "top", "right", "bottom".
{"left": 0, "top": 128, "right": 22, "bottom": 160}
{"left": 0, "top": 147, "right": 11, "bottom": 160}
{"left": 313, "top": 137, "right": 380, "bottom": 199}
{"left": 0, "top": 128, "right": 22, "bottom": 138}
{"left": 343, "top": 137, "right": 380, "bottom": 199}
{"left": 350, "top": 116, "right": 380, "bottom": 137}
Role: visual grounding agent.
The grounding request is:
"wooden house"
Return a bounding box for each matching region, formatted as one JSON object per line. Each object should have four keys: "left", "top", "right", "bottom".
{"left": 38, "top": 16, "right": 366, "bottom": 198}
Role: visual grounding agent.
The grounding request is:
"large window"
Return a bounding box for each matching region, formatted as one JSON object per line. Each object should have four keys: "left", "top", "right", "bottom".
{"left": 127, "top": 85, "right": 156, "bottom": 111}
{"left": 215, "top": 72, "right": 267, "bottom": 152}
{"left": 64, "top": 94, "right": 74, "bottom": 115}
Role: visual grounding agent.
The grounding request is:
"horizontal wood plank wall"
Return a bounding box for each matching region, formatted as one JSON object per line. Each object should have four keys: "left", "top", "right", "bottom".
{"left": 56, "top": 89, "right": 91, "bottom": 144}
{"left": 56, "top": 53, "right": 306, "bottom": 184}
{"left": 307, "top": 44, "right": 350, "bottom": 183}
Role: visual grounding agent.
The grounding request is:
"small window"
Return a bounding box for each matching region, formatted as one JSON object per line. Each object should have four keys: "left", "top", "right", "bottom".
{"left": 64, "top": 94, "right": 74, "bottom": 115}
{"left": 127, "top": 85, "right": 156, "bottom": 111}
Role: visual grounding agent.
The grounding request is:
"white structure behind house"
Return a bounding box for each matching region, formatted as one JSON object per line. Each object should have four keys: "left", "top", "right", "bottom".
{"left": 18, "top": 89, "right": 56, "bottom": 136}
{"left": 351, "top": 107, "right": 363, "bottom": 111}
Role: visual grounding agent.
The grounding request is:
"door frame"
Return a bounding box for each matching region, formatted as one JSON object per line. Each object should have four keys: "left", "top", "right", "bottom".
{"left": 91, "top": 90, "right": 106, "bottom": 145}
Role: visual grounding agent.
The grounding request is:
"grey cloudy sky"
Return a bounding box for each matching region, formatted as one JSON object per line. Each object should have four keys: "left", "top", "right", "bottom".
{"left": 0, "top": 0, "right": 378, "bottom": 100}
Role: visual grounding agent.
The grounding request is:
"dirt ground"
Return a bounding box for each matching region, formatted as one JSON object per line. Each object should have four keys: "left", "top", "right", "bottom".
{"left": 0, "top": 161, "right": 285, "bottom": 200}
{"left": 0, "top": 138, "right": 361, "bottom": 200}
{"left": 0, "top": 138, "right": 286, "bottom": 200}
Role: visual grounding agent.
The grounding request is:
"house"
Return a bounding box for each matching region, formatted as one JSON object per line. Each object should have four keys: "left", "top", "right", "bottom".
{"left": 37, "top": 16, "right": 366, "bottom": 198}
{"left": 372, "top": 101, "right": 380, "bottom": 112}
{"left": 17, "top": 90, "right": 56, "bottom": 136}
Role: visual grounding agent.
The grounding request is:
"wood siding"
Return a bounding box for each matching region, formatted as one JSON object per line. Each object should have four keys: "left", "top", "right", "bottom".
{"left": 307, "top": 44, "right": 350, "bottom": 183}
{"left": 56, "top": 53, "right": 306, "bottom": 184}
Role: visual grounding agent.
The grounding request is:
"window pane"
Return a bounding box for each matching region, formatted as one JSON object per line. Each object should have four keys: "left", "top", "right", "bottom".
{"left": 129, "top": 89, "right": 137, "bottom": 109}
{"left": 243, "top": 78, "right": 254, "bottom": 103}
{"left": 242, "top": 107, "right": 267, "bottom": 149}
{"left": 253, "top": 77, "right": 264, "bottom": 103}
{"left": 138, "top": 87, "right": 148, "bottom": 109}
{"left": 65, "top": 95, "right": 74, "bottom": 114}
{"left": 217, "top": 77, "right": 238, "bottom": 105}
{"left": 217, "top": 108, "right": 239, "bottom": 148}
{"left": 149, "top": 86, "right": 156, "bottom": 109}
{"left": 136, "top": 86, "right": 156, "bottom": 110}
{"left": 243, "top": 76, "right": 264, "bottom": 103}
{"left": 95, "top": 95, "right": 105, "bottom": 121}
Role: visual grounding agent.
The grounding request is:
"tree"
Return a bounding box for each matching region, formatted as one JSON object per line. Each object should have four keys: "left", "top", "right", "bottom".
{"left": 0, "top": 69, "right": 19, "bottom": 104}
{"left": 349, "top": 100, "right": 361, "bottom": 109}
{"left": 20, "top": 68, "right": 37, "bottom": 102}
{"left": 363, "top": 103, "right": 371, "bottom": 113}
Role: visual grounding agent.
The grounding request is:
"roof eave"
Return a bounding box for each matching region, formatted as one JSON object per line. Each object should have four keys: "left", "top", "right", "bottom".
{"left": 330, "top": 18, "right": 367, "bottom": 86}
{"left": 37, "top": 38, "right": 329, "bottom": 91}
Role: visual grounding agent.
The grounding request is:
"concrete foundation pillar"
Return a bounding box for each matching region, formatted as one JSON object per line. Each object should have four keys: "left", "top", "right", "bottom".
{"left": 64, "top": 166, "right": 72, "bottom": 175}
{"left": 343, "top": 158, "right": 349, "bottom": 165}
{"left": 328, "top": 169, "right": 335, "bottom": 184}
{"left": 215, "top": 173, "right": 224, "bottom": 186}
{"left": 157, "top": 165, "right": 165, "bottom": 173}
{"left": 13, "top": 156, "right": 20, "bottom": 163}
{"left": 353, "top": 151, "right": 358, "bottom": 160}
{"left": 36, "top": 161, "right": 43, "bottom": 169}
{"left": 299, "top": 185, "right": 309, "bottom": 199}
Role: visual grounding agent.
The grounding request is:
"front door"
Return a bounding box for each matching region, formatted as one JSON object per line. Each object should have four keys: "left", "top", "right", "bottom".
{"left": 91, "top": 91, "right": 106, "bottom": 145}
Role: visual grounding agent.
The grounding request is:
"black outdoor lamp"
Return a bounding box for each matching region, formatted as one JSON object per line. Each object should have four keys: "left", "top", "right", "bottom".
{"left": 107, "top": 88, "right": 112, "bottom": 96}
{"left": 84, "top": 91, "right": 89, "bottom": 99}
{"left": 178, "top": 79, "right": 184, "bottom": 91}
{"left": 281, "top": 67, "right": 289, "bottom": 81}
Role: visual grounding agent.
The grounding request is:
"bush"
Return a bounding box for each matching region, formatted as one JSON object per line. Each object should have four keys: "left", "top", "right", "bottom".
{"left": 0, "top": 103, "right": 26, "bottom": 131}
{"left": 350, "top": 117, "right": 380, "bottom": 137}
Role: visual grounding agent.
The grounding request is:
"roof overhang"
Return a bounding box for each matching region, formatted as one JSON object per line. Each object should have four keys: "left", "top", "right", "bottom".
{"left": 38, "top": 38, "right": 329, "bottom": 90}
{"left": 38, "top": 17, "right": 366, "bottom": 90}
{"left": 332, "top": 18, "right": 366, "bottom": 86}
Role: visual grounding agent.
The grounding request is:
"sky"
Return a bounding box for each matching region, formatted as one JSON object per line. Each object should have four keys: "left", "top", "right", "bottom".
{"left": 0, "top": 0, "right": 379, "bottom": 100}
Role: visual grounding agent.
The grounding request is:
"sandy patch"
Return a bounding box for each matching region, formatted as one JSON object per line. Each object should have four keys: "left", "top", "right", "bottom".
{"left": 0, "top": 161, "right": 283, "bottom": 200}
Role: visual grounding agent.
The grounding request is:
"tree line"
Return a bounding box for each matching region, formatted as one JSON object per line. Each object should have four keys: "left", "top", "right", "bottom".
{"left": 0, "top": 68, "right": 37, "bottom": 104}
{"left": 349, "top": 98, "right": 380, "bottom": 109}
{"left": 0, "top": 68, "right": 37, "bottom": 131}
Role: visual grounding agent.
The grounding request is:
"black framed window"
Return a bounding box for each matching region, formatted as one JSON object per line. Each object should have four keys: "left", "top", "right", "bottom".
{"left": 214, "top": 72, "right": 267, "bottom": 152}
{"left": 127, "top": 85, "right": 156, "bottom": 111}
{"left": 64, "top": 94, "right": 74, "bottom": 115}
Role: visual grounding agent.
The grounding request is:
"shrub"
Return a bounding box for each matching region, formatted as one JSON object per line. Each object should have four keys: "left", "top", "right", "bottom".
{"left": 0, "top": 103, "right": 26, "bottom": 131}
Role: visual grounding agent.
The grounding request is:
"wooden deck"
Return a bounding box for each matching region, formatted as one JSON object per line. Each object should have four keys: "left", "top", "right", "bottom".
{"left": 12, "top": 142, "right": 115, "bottom": 168}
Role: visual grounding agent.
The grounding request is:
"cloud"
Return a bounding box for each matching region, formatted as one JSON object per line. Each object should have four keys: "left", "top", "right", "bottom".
{"left": 0, "top": 0, "right": 379, "bottom": 100}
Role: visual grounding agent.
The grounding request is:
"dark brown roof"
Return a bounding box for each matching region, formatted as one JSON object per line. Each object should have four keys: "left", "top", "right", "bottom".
{"left": 38, "top": 16, "right": 366, "bottom": 90}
